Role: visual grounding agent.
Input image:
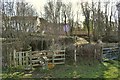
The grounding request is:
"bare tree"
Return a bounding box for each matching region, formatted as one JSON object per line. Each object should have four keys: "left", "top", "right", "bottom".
{"left": 44, "top": 1, "right": 73, "bottom": 36}
{"left": 62, "top": 2, "right": 72, "bottom": 35}
{"left": 2, "top": 1, "right": 37, "bottom": 67}
{"left": 116, "top": 3, "right": 120, "bottom": 47}
{"left": 44, "top": 0, "right": 62, "bottom": 23}
{"left": 104, "top": 2, "right": 110, "bottom": 37}
{"left": 91, "top": 1, "right": 95, "bottom": 39}
{"left": 2, "top": 1, "right": 37, "bottom": 37}
{"left": 81, "top": 2, "right": 91, "bottom": 43}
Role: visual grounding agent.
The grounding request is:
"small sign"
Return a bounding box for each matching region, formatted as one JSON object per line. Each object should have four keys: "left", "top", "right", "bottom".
{"left": 63, "top": 25, "right": 69, "bottom": 32}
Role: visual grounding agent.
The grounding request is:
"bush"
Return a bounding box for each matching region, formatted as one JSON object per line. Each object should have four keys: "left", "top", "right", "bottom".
{"left": 102, "top": 36, "right": 118, "bottom": 43}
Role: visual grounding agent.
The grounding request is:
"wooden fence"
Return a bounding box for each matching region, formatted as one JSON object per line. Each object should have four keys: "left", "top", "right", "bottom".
{"left": 12, "top": 50, "right": 65, "bottom": 69}
{"left": 11, "top": 45, "right": 119, "bottom": 69}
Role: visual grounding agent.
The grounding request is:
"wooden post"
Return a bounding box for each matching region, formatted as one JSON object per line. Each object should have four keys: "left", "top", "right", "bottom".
{"left": 16, "top": 52, "right": 18, "bottom": 66}
{"left": 64, "top": 41, "right": 65, "bottom": 64}
{"left": 52, "top": 52, "right": 55, "bottom": 64}
{"left": 19, "top": 52, "right": 22, "bottom": 66}
{"left": 74, "top": 49, "right": 77, "bottom": 65}
{"left": 22, "top": 52, "right": 24, "bottom": 66}
{"left": 7, "top": 46, "right": 10, "bottom": 67}
{"left": 63, "top": 50, "right": 65, "bottom": 64}
{"left": 17, "top": 53, "right": 19, "bottom": 66}
{"left": 26, "top": 52, "right": 28, "bottom": 68}
{"left": 9, "top": 52, "right": 12, "bottom": 67}
{"left": 13, "top": 49, "right": 16, "bottom": 67}
{"left": 74, "top": 36, "right": 77, "bottom": 66}
{"left": 29, "top": 51, "right": 32, "bottom": 69}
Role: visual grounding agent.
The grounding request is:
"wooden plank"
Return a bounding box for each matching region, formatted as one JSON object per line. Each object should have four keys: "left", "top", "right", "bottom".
{"left": 47, "top": 59, "right": 52, "bottom": 61}
{"left": 103, "top": 47, "right": 119, "bottom": 50}
{"left": 54, "top": 62, "right": 65, "bottom": 64}
{"left": 22, "top": 53, "right": 24, "bottom": 66}
{"left": 29, "top": 51, "right": 32, "bottom": 69}
{"left": 63, "top": 52, "right": 65, "bottom": 63}
{"left": 9, "top": 52, "right": 12, "bottom": 67}
{"left": 16, "top": 53, "right": 18, "bottom": 66}
{"left": 13, "top": 50, "right": 16, "bottom": 67}
{"left": 102, "top": 48, "right": 111, "bottom": 51}
{"left": 53, "top": 58, "right": 65, "bottom": 60}
{"left": 52, "top": 52, "right": 55, "bottom": 64}
{"left": 32, "top": 64, "right": 40, "bottom": 67}
{"left": 54, "top": 54, "right": 65, "bottom": 56}
{"left": 53, "top": 50, "right": 65, "bottom": 52}
{"left": 32, "top": 57, "right": 39, "bottom": 59}
{"left": 32, "top": 60, "right": 40, "bottom": 63}
{"left": 19, "top": 53, "right": 22, "bottom": 65}
{"left": 25, "top": 52, "right": 28, "bottom": 66}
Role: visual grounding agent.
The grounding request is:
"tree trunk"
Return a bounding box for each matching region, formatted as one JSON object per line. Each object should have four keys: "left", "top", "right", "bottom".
{"left": 64, "top": 12, "right": 67, "bottom": 36}
{"left": 118, "top": 17, "right": 120, "bottom": 47}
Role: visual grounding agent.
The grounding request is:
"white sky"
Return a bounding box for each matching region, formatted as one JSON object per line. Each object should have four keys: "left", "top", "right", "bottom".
{"left": 25, "top": 0, "right": 92, "bottom": 22}
{"left": 25, "top": 0, "right": 119, "bottom": 22}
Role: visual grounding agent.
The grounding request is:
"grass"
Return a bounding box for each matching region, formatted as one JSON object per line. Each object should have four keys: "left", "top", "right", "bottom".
{"left": 1, "top": 60, "right": 120, "bottom": 79}
{"left": 32, "top": 60, "right": 120, "bottom": 78}
{"left": 48, "top": 63, "right": 105, "bottom": 78}
{"left": 103, "top": 60, "right": 119, "bottom": 78}
{"left": 1, "top": 66, "right": 32, "bottom": 79}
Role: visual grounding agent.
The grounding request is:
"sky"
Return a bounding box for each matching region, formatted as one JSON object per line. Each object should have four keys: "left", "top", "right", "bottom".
{"left": 2, "top": 0, "right": 120, "bottom": 22}
{"left": 25, "top": 0, "right": 92, "bottom": 22}
{"left": 25, "top": 0, "right": 120, "bottom": 22}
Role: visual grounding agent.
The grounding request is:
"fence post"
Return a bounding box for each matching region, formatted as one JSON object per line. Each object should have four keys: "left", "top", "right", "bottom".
{"left": 9, "top": 52, "right": 12, "bottom": 67}
{"left": 52, "top": 51, "right": 55, "bottom": 64}
{"left": 19, "top": 52, "right": 22, "bottom": 66}
{"left": 29, "top": 51, "right": 32, "bottom": 69}
{"left": 22, "top": 52, "right": 24, "bottom": 66}
{"left": 63, "top": 50, "right": 65, "bottom": 64}
{"left": 13, "top": 49, "right": 16, "bottom": 67}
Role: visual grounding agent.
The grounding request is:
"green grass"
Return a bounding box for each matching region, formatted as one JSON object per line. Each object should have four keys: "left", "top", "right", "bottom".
{"left": 1, "top": 60, "right": 120, "bottom": 79}
{"left": 103, "top": 60, "right": 119, "bottom": 78}
{"left": 47, "top": 63, "right": 105, "bottom": 78}
{"left": 2, "top": 66, "right": 32, "bottom": 79}
{"left": 33, "top": 60, "right": 120, "bottom": 78}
